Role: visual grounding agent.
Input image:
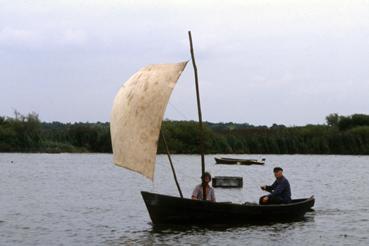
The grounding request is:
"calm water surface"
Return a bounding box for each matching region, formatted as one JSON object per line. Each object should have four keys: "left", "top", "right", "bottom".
{"left": 1, "top": 154, "right": 369, "bottom": 245}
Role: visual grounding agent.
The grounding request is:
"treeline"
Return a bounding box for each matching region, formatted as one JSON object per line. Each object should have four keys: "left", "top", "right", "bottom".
{"left": 0, "top": 112, "right": 111, "bottom": 153}
{"left": 1, "top": 112, "right": 369, "bottom": 154}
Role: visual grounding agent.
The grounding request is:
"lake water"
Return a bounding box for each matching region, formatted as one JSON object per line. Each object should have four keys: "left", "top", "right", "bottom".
{"left": 1, "top": 154, "right": 369, "bottom": 245}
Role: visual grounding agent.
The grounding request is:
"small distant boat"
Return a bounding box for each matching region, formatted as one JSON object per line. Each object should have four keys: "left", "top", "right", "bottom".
{"left": 212, "top": 176, "right": 243, "bottom": 188}
{"left": 215, "top": 157, "right": 265, "bottom": 165}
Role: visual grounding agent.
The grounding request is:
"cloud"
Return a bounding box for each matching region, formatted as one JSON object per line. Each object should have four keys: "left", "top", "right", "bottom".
{"left": 0, "top": 27, "right": 43, "bottom": 47}
{"left": 0, "top": 26, "right": 90, "bottom": 49}
{"left": 1, "top": 0, "right": 369, "bottom": 125}
{"left": 58, "top": 29, "right": 88, "bottom": 45}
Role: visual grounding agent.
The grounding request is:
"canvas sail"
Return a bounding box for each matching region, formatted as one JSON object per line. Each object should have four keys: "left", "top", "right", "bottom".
{"left": 110, "top": 62, "right": 188, "bottom": 180}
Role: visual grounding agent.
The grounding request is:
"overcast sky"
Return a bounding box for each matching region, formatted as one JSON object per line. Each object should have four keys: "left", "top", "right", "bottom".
{"left": 1, "top": 0, "right": 368, "bottom": 126}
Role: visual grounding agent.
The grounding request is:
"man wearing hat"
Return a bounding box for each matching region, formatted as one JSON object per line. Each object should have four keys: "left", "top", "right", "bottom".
{"left": 192, "top": 172, "right": 216, "bottom": 202}
{"left": 260, "top": 167, "right": 291, "bottom": 204}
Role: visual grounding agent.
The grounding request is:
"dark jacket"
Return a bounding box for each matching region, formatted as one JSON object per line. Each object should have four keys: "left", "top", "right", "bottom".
{"left": 265, "top": 176, "right": 291, "bottom": 203}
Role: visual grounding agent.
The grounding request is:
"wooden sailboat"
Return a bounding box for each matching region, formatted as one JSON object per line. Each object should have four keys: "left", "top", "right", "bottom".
{"left": 110, "top": 31, "right": 315, "bottom": 225}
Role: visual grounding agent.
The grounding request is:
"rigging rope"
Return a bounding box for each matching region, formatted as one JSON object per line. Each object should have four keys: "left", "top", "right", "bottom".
{"left": 167, "top": 102, "right": 190, "bottom": 121}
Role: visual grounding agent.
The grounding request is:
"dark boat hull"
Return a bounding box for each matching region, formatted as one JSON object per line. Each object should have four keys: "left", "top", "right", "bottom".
{"left": 214, "top": 157, "right": 264, "bottom": 165}
{"left": 141, "top": 191, "right": 314, "bottom": 225}
{"left": 214, "top": 157, "right": 238, "bottom": 164}
{"left": 239, "top": 160, "right": 264, "bottom": 165}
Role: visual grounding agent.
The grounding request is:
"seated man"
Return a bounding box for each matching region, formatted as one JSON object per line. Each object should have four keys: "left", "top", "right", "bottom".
{"left": 260, "top": 167, "right": 291, "bottom": 204}
{"left": 192, "top": 172, "right": 216, "bottom": 202}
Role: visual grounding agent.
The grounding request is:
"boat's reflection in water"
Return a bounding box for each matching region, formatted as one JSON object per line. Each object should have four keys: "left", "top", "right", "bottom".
{"left": 151, "top": 211, "right": 316, "bottom": 232}
{"left": 106, "top": 212, "right": 315, "bottom": 246}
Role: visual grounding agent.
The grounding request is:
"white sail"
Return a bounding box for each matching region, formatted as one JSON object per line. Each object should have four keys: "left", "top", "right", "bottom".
{"left": 110, "top": 62, "right": 188, "bottom": 180}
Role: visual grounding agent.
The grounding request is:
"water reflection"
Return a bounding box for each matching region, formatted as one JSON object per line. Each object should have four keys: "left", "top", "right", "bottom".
{"left": 106, "top": 213, "right": 316, "bottom": 245}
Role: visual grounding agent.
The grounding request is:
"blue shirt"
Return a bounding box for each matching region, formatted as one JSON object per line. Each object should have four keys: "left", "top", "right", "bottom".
{"left": 266, "top": 177, "right": 291, "bottom": 203}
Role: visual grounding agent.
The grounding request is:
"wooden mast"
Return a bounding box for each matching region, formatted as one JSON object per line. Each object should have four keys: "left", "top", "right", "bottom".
{"left": 188, "top": 31, "right": 206, "bottom": 200}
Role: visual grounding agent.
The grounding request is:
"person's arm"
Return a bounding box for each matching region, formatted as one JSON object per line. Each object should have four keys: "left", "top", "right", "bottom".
{"left": 192, "top": 185, "right": 200, "bottom": 200}
{"left": 269, "top": 180, "right": 287, "bottom": 197}
{"left": 265, "top": 180, "right": 277, "bottom": 193}
{"left": 210, "top": 188, "right": 216, "bottom": 202}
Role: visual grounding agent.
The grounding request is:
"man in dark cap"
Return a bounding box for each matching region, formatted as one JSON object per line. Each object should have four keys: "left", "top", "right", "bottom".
{"left": 192, "top": 172, "right": 216, "bottom": 202}
{"left": 260, "top": 167, "right": 291, "bottom": 204}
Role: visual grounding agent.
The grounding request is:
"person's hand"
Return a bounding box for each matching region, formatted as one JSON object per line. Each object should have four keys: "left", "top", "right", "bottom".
{"left": 262, "top": 196, "right": 269, "bottom": 203}
{"left": 260, "top": 185, "right": 266, "bottom": 191}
